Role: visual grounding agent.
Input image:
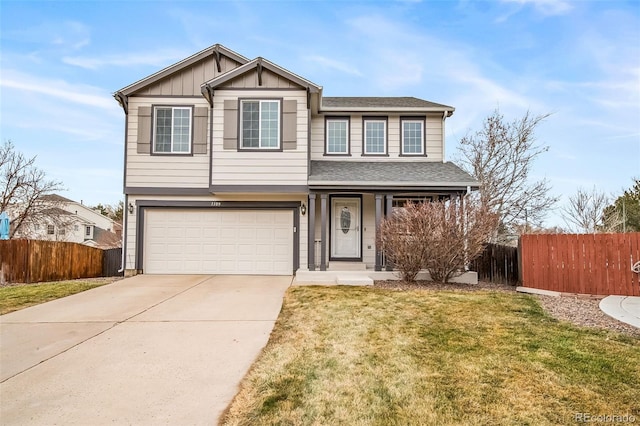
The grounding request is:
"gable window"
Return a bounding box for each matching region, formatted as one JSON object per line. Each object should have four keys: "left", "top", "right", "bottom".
{"left": 153, "top": 106, "right": 192, "bottom": 154}
{"left": 325, "top": 118, "right": 349, "bottom": 155}
{"left": 363, "top": 118, "right": 387, "bottom": 155}
{"left": 401, "top": 119, "right": 425, "bottom": 155}
{"left": 240, "top": 100, "right": 280, "bottom": 149}
{"left": 47, "top": 225, "right": 54, "bottom": 235}
{"left": 85, "top": 226, "right": 92, "bottom": 237}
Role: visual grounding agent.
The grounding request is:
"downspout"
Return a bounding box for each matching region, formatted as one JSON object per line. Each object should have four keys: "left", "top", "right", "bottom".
{"left": 442, "top": 111, "right": 447, "bottom": 160}
{"left": 114, "top": 91, "right": 128, "bottom": 273}
{"left": 118, "top": 194, "right": 128, "bottom": 273}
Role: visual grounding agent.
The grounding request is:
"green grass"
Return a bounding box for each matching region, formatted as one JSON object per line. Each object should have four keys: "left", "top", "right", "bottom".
{"left": 222, "top": 287, "right": 640, "bottom": 426}
{"left": 0, "top": 279, "right": 114, "bottom": 314}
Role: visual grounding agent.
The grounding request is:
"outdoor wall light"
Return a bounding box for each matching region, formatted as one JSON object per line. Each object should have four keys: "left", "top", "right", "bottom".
{"left": 128, "top": 202, "right": 134, "bottom": 214}
{"left": 300, "top": 203, "right": 307, "bottom": 216}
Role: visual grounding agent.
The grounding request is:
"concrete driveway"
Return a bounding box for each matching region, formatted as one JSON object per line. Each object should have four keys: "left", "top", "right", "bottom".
{"left": 0, "top": 274, "right": 292, "bottom": 425}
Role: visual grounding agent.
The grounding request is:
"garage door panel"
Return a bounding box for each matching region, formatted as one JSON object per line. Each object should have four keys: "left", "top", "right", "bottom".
{"left": 144, "top": 209, "right": 293, "bottom": 275}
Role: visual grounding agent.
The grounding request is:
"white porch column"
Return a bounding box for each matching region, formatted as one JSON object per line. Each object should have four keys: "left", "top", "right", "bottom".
{"left": 375, "top": 194, "right": 383, "bottom": 271}
{"left": 308, "top": 193, "right": 316, "bottom": 271}
{"left": 385, "top": 195, "right": 394, "bottom": 271}
{"left": 320, "top": 193, "right": 328, "bottom": 271}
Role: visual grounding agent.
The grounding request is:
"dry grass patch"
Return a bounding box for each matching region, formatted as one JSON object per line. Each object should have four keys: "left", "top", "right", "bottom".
{"left": 0, "top": 277, "right": 120, "bottom": 314}
{"left": 222, "top": 287, "right": 640, "bottom": 426}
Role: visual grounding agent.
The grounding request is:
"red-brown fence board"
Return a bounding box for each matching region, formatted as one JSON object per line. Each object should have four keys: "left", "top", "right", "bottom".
{"left": 0, "top": 239, "right": 120, "bottom": 284}
{"left": 520, "top": 233, "right": 640, "bottom": 296}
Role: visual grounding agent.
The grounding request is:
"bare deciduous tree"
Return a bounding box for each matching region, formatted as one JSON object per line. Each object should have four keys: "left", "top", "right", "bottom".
{"left": 561, "top": 186, "right": 621, "bottom": 233}
{"left": 456, "top": 109, "right": 558, "bottom": 241}
{"left": 377, "top": 197, "right": 498, "bottom": 283}
{"left": 1, "top": 140, "right": 64, "bottom": 238}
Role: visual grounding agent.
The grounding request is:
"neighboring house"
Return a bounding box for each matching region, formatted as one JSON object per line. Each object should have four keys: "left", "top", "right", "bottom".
{"left": 113, "top": 44, "right": 478, "bottom": 279}
{"left": 13, "top": 194, "right": 122, "bottom": 249}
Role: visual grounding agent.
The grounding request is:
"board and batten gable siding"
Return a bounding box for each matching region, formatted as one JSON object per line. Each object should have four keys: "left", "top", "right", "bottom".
{"left": 126, "top": 97, "right": 210, "bottom": 188}
{"left": 136, "top": 56, "right": 244, "bottom": 97}
{"left": 211, "top": 90, "right": 309, "bottom": 187}
{"left": 310, "top": 113, "right": 444, "bottom": 161}
{"left": 218, "top": 67, "right": 306, "bottom": 90}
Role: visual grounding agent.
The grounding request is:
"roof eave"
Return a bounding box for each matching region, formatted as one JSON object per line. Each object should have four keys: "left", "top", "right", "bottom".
{"left": 201, "top": 57, "right": 322, "bottom": 93}
{"left": 116, "top": 44, "right": 249, "bottom": 96}
{"left": 308, "top": 181, "right": 479, "bottom": 189}
{"left": 319, "top": 107, "right": 455, "bottom": 114}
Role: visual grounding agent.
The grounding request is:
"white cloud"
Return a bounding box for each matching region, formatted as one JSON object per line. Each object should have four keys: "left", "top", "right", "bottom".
{"left": 1, "top": 70, "right": 119, "bottom": 113}
{"left": 62, "top": 49, "right": 189, "bottom": 70}
{"left": 3, "top": 20, "right": 91, "bottom": 51}
{"left": 500, "top": 0, "right": 573, "bottom": 15}
{"left": 303, "top": 55, "right": 363, "bottom": 76}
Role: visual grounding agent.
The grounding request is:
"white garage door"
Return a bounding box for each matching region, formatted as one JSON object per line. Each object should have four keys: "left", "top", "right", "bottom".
{"left": 144, "top": 209, "right": 293, "bottom": 275}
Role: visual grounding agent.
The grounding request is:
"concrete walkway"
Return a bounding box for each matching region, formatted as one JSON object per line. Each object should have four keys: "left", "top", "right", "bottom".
{"left": 0, "top": 274, "right": 292, "bottom": 425}
{"left": 600, "top": 296, "right": 640, "bottom": 328}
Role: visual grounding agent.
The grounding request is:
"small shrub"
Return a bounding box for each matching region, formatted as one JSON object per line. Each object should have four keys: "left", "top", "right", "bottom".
{"left": 377, "top": 197, "right": 498, "bottom": 283}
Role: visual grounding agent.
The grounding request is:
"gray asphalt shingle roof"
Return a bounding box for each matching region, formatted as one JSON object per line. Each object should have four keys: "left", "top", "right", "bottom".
{"left": 309, "top": 161, "right": 478, "bottom": 189}
{"left": 321, "top": 97, "right": 453, "bottom": 109}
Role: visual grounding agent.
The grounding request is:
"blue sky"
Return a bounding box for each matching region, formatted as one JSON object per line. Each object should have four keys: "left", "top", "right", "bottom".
{"left": 1, "top": 0, "right": 639, "bottom": 226}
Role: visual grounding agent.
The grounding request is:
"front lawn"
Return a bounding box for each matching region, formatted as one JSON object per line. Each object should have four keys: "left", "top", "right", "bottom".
{"left": 222, "top": 286, "right": 640, "bottom": 425}
{"left": 0, "top": 278, "right": 118, "bottom": 315}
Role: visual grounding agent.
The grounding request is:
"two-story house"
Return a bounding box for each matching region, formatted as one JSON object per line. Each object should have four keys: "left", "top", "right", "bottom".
{"left": 114, "top": 44, "right": 478, "bottom": 282}
{"left": 12, "top": 194, "right": 122, "bottom": 249}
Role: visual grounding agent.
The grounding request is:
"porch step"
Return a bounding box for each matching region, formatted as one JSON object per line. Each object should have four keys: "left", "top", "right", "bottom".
{"left": 327, "top": 262, "right": 368, "bottom": 271}
{"left": 336, "top": 276, "right": 374, "bottom": 286}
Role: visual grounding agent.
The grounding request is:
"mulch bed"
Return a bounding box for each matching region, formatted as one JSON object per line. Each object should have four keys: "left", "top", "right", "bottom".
{"left": 374, "top": 280, "right": 640, "bottom": 338}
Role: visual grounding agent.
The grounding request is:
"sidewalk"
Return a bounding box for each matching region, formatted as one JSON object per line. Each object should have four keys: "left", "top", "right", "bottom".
{"left": 599, "top": 296, "right": 640, "bottom": 328}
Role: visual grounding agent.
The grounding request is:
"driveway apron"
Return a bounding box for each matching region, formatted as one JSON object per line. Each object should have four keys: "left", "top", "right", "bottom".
{"left": 0, "top": 274, "right": 292, "bottom": 425}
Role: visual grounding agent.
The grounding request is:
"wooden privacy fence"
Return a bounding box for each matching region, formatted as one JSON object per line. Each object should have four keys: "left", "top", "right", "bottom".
{"left": 470, "top": 243, "right": 519, "bottom": 284}
{"left": 520, "top": 233, "right": 640, "bottom": 296}
{"left": 0, "top": 239, "right": 122, "bottom": 284}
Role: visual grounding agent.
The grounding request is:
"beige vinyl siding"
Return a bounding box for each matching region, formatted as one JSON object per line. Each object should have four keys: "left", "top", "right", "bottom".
{"left": 126, "top": 97, "right": 210, "bottom": 188}
{"left": 138, "top": 56, "right": 243, "bottom": 96}
{"left": 211, "top": 90, "right": 308, "bottom": 186}
{"left": 124, "top": 194, "right": 308, "bottom": 272}
{"left": 310, "top": 113, "right": 443, "bottom": 162}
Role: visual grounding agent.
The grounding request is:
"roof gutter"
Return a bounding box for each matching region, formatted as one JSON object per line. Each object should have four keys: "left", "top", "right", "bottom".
{"left": 318, "top": 107, "right": 455, "bottom": 114}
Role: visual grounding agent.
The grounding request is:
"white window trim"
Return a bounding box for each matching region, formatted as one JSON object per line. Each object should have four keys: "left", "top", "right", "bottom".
{"left": 325, "top": 118, "right": 349, "bottom": 154}
{"left": 240, "top": 99, "right": 281, "bottom": 150}
{"left": 401, "top": 119, "right": 425, "bottom": 156}
{"left": 152, "top": 106, "right": 192, "bottom": 154}
{"left": 363, "top": 119, "right": 387, "bottom": 155}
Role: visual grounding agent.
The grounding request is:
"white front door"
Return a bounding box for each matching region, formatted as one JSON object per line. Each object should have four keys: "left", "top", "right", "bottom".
{"left": 331, "top": 197, "right": 361, "bottom": 259}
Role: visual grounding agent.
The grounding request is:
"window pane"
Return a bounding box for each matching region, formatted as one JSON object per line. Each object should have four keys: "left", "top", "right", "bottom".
{"left": 260, "top": 101, "right": 279, "bottom": 148}
{"left": 173, "top": 108, "right": 191, "bottom": 152}
{"left": 155, "top": 108, "right": 172, "bottom": 152}
{"left": 365, "top": 121, "right": 385, "bottom": 154}
{"left": 327, "top": 120, "right": 347, "bottom": 153}
{"left": 403, "top": 121, "right": 423, "bottom": 154}
{"left": 242, "top": 101, "right": 260, "bottom": 148}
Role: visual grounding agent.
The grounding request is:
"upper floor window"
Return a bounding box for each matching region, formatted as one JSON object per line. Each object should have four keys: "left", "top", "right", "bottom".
{"left": 363, "top": 118, "right": 387, "bottom": 155}
{"left": 325, "top": 118, "right": 349, "bottom": 155}
{"left": 153, "top": 106, "right": 192, "bottom": 154}
{"left": 47, "top": 225, "right": 54, "bottom": 235}
{"left": 401, "top": 119, "right": 425, "bottom": 156}
{"left": 240, "top": 100, "right": 280, "bottom": 149}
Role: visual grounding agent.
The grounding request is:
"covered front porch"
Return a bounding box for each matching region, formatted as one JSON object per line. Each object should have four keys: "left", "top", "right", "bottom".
{"left": 298, "top": 160, "right": 479, "bottom": 284}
